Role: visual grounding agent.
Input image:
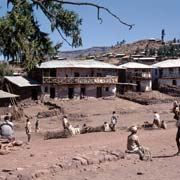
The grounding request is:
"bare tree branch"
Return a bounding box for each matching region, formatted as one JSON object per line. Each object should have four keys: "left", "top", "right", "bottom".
{"left": 34, "top": 0, "right": 134, "bottom": 29}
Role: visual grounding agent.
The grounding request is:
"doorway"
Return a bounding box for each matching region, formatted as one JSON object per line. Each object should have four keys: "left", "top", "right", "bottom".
{"left": 96, "top": 87, "right": 102, "bottom": 98}
{"left": 136, "top": 81, "right": 141, "bottom": 92}
{"left": 31, "top": 89, "right": 38, "bottom": 100}
{"left": 50, "top": 87, "right": 55, "bottom": 98}
{"left": 80, "top": 87, "right": 86, "bottom": 99}
{"left": 68, "top": 88, "right": 74, "bottom": 99}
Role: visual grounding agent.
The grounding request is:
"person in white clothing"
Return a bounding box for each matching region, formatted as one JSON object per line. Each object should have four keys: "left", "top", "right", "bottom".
{"left": 153, "top": 111, "right": 161, "bottom": 128}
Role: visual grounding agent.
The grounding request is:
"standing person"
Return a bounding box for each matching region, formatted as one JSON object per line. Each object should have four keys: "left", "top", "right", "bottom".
{"left": 110, "top": 111, "right": 118, "bottom": 131}
{"left": 35, "top": 118, "right": 39, "bottom": 132}
{"left": 153, "top": 111, "right": 161, "bottom": 128}
{"left": 175, "top": 113, "right": 180, "bottom": 155}
{"left": 126, "top": 126, "right": 144, "bottom": 160}
{"left": 25, "top": 118, "right": 32, "bottom": 143}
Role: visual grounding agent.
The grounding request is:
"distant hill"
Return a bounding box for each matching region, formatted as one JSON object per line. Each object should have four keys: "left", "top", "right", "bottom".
{"left": 58, "top": 46, "right": 111, "bottom": 59}
{"left": 58, "top": 39, "right": 163, "bottom": 60}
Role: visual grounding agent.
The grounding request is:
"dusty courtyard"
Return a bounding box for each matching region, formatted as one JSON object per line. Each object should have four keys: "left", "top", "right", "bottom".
{"left": 0, "top": 94, "right": 180, "bottom": 180}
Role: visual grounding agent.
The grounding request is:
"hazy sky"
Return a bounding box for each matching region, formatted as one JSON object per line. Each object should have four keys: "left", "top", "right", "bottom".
{"left": 1, "top": 0, "right": 180, "bottom": 51}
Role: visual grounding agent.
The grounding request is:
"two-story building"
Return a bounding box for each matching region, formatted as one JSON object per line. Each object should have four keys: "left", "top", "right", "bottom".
{"left": 151, "top": 59, "right": 180, "bottom": 88}
{"left": 34, "top": 59, "right": 118, "bottom": 99}
{"left": 118, "top": 62, "right": 152, "bottom": 92}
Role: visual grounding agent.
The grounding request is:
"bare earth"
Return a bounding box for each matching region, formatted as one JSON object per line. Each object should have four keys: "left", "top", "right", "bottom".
{"left": 0, "top": 95, "right": 180, "bottom": 180}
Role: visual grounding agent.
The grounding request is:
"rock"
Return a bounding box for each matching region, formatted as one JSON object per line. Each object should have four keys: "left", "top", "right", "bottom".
{"left": 16, "top": 168, "right": 24, "bottom": 172}
{"left": 0, "top": 151, "right": 10, "bottom": 155}
{"left": 16, "top": 173, "right": 31, "bottom": 180}
{"left": 109, "top": 150, "right": 125, "bottom": 159}
{"left": 137, "top": 172, "right": 144, "bottom": 175}
{"left": 32, "top": 169, "right": 49, "bottom": 179}
{"left": 0, "top": 175, "right": 6, "bottom": 180}
{"left": 13, "top": 141, "right": 23, "bottom": 146}
{"left": 2, "top": 169, "right": 13, "bottom": 173}
{"left": 72, "top": 156, "right": 88, "bottom": 165}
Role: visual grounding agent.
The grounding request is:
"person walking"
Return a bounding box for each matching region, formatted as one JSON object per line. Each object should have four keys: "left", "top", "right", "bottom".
{"left": 25, "top": 118, "right": 32, "bottom": 143}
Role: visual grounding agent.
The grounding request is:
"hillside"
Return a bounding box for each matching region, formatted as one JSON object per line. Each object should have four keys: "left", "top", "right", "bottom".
{"left": 58, "top": 46, "right": 111, "bottom": 59}
{"left": 58, "top": 39, "right": 163, "bottom": 59}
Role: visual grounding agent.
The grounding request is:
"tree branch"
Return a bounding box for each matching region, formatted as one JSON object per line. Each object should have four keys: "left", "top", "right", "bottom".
{"left": 33, "top": 0, "right": 73, "bottom": 46}
{"left": 35, "top": 0, "right": 134, "bottom": 29}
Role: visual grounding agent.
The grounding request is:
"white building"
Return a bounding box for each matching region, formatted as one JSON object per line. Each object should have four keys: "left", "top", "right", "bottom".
{"left": 36, "top": 59, "right": 119, "bottom": 99}
{"left": 118, "top": 62, "right": 152, "bottom": 92}
{"left": 152, "top": 59, "right": 180, "bottom": 88}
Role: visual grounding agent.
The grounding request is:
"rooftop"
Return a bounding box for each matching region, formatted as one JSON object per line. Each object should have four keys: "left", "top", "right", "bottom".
{"left": 118, "top": 62, "right": 152, "bottom": 69}
{"left": 4, "top": 76, "right": 40, "bottom": 87}
{"left": 152, "top": 59, "right": 180, "bottom": 68}
{"left": 0, "top": 90, "right": 19, "bottom": 99}
{"left": 37, "top": 59, "right": 119, "bottom": 69}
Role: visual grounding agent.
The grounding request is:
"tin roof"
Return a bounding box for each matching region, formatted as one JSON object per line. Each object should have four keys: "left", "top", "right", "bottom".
{"left": 4, "top": 76, "right": 40, "bottom": 87}
{"left": 118, "top": 62, "right": 152, "bottom": 69}
{"left": 37, "top": 59, "right": 119, "bottom": 69}
{"left": 152, "top": 59, "right": 180, "bottom": 68}
{"left": 0, "top": 90, "right": 19, "bottom": 99}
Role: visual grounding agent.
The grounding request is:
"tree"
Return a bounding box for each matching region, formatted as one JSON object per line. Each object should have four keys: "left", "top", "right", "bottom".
{"left": 0, "top": 0, "right": 134, "bottom": 71}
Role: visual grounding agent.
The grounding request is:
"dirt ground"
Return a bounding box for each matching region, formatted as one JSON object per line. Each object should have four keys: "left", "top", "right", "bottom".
{"left": 0, "top": 95, "right": 180, "bottom": 180}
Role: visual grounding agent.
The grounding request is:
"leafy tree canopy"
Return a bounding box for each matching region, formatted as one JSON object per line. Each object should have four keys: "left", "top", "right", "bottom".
{"left": 0, "top": 0, "right": 133, "bottom": 71}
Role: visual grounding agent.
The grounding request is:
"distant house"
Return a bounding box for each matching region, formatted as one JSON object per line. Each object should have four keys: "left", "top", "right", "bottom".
{"left": 34, "top": 59, "right": 118, "bottom": 99}
{"left": 151, "top": 59, "right": 180, "bottom": 88}
{"left": 4, "top": 76, "right": 41, "bottom": 100}
{"left": 133, "top": 57, "right": 157, "bottom": 65}
{"left": 117, "top": 62, "right": 152, "bottom": 92}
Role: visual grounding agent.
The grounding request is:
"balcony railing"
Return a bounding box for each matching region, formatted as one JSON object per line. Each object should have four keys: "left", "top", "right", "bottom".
{"left": 160, "top": 73, "right": 180, "bottom": 79}
{"left": 127, "top": 72, "right": 151, "bottom": 79}
{"left": 43, "top": 76, "right": 118, "bottom": 85}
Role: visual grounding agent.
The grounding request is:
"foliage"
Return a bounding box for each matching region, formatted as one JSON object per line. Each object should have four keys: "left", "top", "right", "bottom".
{"left": 0, "top": 63, "right": 13, "bottom": 78}
{"left": 0, "top": 0, "right": 133, "bottom": 71}
{"left": 0, "top": 0, "right": 83, "bottom": 71}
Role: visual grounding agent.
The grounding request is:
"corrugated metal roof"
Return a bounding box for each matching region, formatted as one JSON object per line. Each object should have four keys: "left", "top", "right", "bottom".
{"left": 0, "top": 90, "right": 19, "bottom": 99}
{"left": 152, "top": 59, "right": 180, "bottom": 68}
{"left": 37, "top": 59, "right": 119, "bottom": 69}
{"left": 117, "top": 62, "right": 152, "bottom": 69}
{"left": 5, "top": 76, "right": 40, "bottom": 87}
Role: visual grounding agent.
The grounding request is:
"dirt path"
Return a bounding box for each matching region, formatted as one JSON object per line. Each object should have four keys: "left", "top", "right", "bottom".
{"left": 0, "top": 97, "right": 179, "bottom": 180}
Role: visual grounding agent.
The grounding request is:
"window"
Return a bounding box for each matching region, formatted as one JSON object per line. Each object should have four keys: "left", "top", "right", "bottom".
{"left": 169, "top": 68, "right": 174, "bottom": 74}
{"left": 173, "top": 79, "right": 177, "bottom": 86}
{"left": 105, "top": 87, "right": 109, "bottom": 91}
{"left": 74, "top": 72, "right": 80, "bottom": 77}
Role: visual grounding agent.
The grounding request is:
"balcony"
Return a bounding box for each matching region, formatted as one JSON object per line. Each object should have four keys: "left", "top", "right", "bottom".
{"left": 127, "top": 72, "right": 151, "bottom": 80}
{"left": 160, "top": 73, "right": 180, "bottom": 79}
{"left": 43, "top": 76, "right": 118, "bottom": 85}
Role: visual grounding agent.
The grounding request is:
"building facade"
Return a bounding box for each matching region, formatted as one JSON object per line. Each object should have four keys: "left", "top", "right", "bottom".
{"left": 152, "top": 59, "right": 180, "bottom": 88}
{"left": 36, "top": 60, "right": 118, "bottom": 99}
{"left": 118, "top": 62, "right": 152, "bottom": 92}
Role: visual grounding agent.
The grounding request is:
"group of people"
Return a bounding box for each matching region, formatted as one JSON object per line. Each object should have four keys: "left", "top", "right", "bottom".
{"left": 61, "top": 111, "right": 118, "bottom": 136}
{"left": 25, "top": 117, "right": 40, "bottom": 143}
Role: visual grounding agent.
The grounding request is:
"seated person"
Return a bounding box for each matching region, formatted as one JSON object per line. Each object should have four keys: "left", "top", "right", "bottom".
{"left": 0, "top": 115, "right": 15, "bottom": 141}
{"left": 153, "top": 112, "right": 161, "bottom": 128}
{"left": 103, "top": 122, "right": 111, "bottom": 132}
{"left": 126, "top": 126, "right": 144, "bottom": 160}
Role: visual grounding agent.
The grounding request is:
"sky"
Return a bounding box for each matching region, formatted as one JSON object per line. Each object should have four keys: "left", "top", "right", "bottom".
{"left": 1, "top": 0, "right": 180, "bottom": 51}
